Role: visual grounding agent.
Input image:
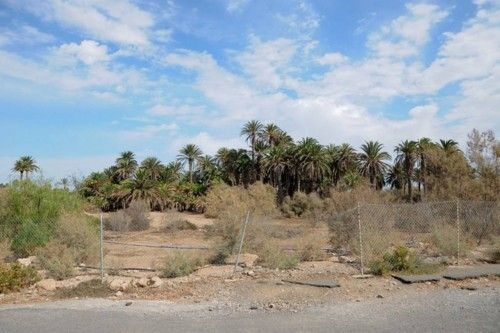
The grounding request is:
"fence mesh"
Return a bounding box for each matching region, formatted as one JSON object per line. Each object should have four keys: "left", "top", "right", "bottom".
{"left": 328, "top": 200, "right": 500, "bottom": 274}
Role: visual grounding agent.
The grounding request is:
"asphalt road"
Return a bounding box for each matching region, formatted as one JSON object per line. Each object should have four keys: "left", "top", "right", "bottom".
{"left": 0, "top": 287, "right": 499, "bottom": 333}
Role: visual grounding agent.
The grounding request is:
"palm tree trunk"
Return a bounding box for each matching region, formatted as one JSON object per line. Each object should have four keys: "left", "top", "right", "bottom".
{"left": 188, "top": 160, "right": 193, "bottom": 183}
{"left": 20, "top": 171, "right": 23, "bottom": 180}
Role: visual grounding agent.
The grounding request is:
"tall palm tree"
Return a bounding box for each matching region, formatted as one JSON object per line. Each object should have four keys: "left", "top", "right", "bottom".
{"left": 116, "top": 169, "right": 162, "bottom": 209}
{"left": 12, "top": 156, "right": 39, "bottom": 180}
{"left": 140, "top": 157, "right": 164, "bottom": 181}
{"left": 260, "top": 123, "right": 282, "bottom": 146}
{"left": 326, "top": 143, "right": 358, "bottom": 186}
{"left": 177, "top": 144, "right": 203, "bottom": 182}
{"left": 359, "top": 141, "right": 391, "bottom": 190}
{"left": 262, "top": 145, "right": 290, "bottom": 187}
{"left": 240, "top": 120, "right": 263, "bottom": 162}
{"left": 395, "top": 140, "right": 417, "bottom": 201}
{"left": 115, "top": 151, "right": 138, "bottom": 181}
{"left": 416, "top": 137, "right": 433, "bottom": 200}
{"left": 295, "top": 137, "right": 329, "bottom": 192}
{"left": 386, "top": 162, "right": 405, "bottom": 191}
{"left": 196, "top": 155, "right": 220, "bottom": 186}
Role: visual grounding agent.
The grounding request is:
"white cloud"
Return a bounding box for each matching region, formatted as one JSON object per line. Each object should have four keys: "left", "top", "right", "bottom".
{"left": 170, "top": 132, "right": 245, "bottom": 156}
{"left": 235, "top": 36, "right": 297, "bottom": 89}
{"left": 0, "top": 25, "right": 55, "bottom": 46}
{"left": 55, "top": 40, "right": 110, "bottom": 65}
{"left": 368, "top": 3, "right": 448, "bottom": 58}
{"left": 15, "top": 0, "right": 155, "bottom": 47}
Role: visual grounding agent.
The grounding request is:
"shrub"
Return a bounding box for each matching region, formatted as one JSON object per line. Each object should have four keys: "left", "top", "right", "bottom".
{"left": 56, "top": 279, "right": 112, "bottom": 299}
{"left": 296, "top": 237, "right": 327, "bottom": 262}
{"left": 55, "top": 214, "right": 99, "bottom": 265}
{"left": 0, "top": 240, "right": 12, "bottom": 263}
{"left": 10, "top": 220, "right": 52, "bottom": 257}
{"left": 258, "top": 243, "right": 299, "bottom": 270}
{"left": 0, "top": 263, "right": 40, "bottom": 293}
{"left": 163, "top": 212, "right": 198, "bottom": 232}
{"left": 431, "top": 224, "right": 465, "bottom": 257}
{"left": 204, "top": 182, "right": 277, "bottom": 219}
{"left": 105, "top": 201, "right": 150, "bottom": 232}
{"left": 369, "top": 246, "right": 443, "bottom": 276}
{"left": 161, "top": 252, "right": 203, "bottom": 278}
{"left": 125, "top": 200, "right": 150, "bottom": 231}
{"left": 37, "top": 242, "right": 75, "bottom": 280}
{"left": 208, "top": 241, "right": 231, "bottom": 265}
{"left": 105, "top": 211, "right": 131, "bottom": 232}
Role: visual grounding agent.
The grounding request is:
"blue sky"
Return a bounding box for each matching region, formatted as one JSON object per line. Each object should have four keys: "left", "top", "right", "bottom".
{"left": 0, "top": 0, "right": 499, "bottom": 182}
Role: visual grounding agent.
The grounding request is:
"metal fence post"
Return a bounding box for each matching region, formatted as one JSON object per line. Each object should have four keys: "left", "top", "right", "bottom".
{"left": 100, "top": 213, "right": 104, "bottom": 282}
{"left": 456, "top": 199, "right": 460, "bottom": 265}
{"left": 357, "top": 202, "right": 364, "bottom": 276}
{"left": 233, "top": 211, "right": 250, "bottom": 275}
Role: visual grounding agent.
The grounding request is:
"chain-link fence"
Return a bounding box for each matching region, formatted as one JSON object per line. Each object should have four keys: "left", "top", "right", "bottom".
{"left": 328, "top": 200, "right": 500, "bottom": 274}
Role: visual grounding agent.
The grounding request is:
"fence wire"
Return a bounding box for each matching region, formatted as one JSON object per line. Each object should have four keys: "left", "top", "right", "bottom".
{"left": 328, "top": 200, "right": 500, "bottom": 274}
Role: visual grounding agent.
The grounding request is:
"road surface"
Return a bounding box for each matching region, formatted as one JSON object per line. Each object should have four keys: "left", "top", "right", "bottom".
{"left": 0, "top": 287, "right": 498, "bottom": 332}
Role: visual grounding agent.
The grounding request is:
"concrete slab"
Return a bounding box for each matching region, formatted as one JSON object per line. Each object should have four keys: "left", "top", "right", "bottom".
{"left": 392, "top": 274, "right": 442, "bottom": 284}
{"left": 442, "top": 264, "right": 500, "bottom": 281}
{"left": 282, "top": 279, "right": 340, "bottom": 288}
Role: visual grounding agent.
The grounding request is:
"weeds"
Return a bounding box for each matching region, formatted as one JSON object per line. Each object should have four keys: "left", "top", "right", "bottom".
{"left": 105, "top": 200, "right": 150, "bottom": 232}
{"left": 369, "top": 246, "right": 444, "bottom": 276}
{"left": 37, "top": 242, "right": 75, "bottom": 280}
{"left": 258, "top": 243, "right": 299, "bottom": 270}
{"left": 55, "top": 279, "right": 112, "bottom": 299}
{"left": 161, "top": 252, "right": 203, "bottom": 278}
{"left": 163, "top": 212, "right": 198, "bottom": 232}
{"left": 0, "top": 263, "right": 40, "bottom": 293}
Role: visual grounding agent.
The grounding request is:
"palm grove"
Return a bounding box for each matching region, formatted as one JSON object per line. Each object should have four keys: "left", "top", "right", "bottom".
{"left": 12, "top": 123, "right": 500, "bottom": 211}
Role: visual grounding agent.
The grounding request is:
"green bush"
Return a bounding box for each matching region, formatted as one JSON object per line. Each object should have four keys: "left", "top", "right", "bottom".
{"left": 161, "top": 252, "right": 203, "bottom": 278}
{"left": 37, "top": 242, "right": 75, "bottom": 280}
{"left": 10, "top": 220, "right": 52, "bottom": 257}
{"left": 0, "top": 263, "right": 40, "bottom": 293}
{"left": 369, "top": 246, "right": 443, "bottom": 276}
{"left": 258, "top": 243, "right": 299, "bottom": 270}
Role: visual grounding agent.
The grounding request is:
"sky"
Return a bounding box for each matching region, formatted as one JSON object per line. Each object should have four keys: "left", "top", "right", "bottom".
{"left": 0, "top": 0, "right": 499, "bottom": 183}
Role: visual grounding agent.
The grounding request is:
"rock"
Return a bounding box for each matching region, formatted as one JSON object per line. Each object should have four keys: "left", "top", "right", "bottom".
{"left": 339, "top": 256, "right": 356, "bottom": 264}
{"left": 125, "top": 302, "right": 132, "bottom": 306}
{"left": 36, "top": 279, "right": 56, "bottom": 291}
{"left": 225, "top": 254, "right": 259, "bottom": 268}
{"left": 249, "top": 305, "right": 258, "bottom": 310}
{"left": 245, "top": 270, "right": 255, "bottom": 277}
{"left": 149, "top": 276, "right": 163, "bottom": 288}
{"left": 108, "top": 278, "right": 131, "bottom": 291}
{"left": 135, "top": 277, "right": 149, "bottom": 288}
{"left": 376, "top": 294, "right": 384, "bottom": 299}
{"left": 268, "top": 303, "right": 275, "bottom": 309}
{"left": 17, "top": 256, "right": 37, "bottom": 267}
{"left": 115, "top": 291, "right": 123, "bottom": 297}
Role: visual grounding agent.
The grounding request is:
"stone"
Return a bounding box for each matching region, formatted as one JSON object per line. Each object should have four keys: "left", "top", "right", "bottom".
{"left": 125, "top": 302, "right": 132, "bottom": 306}
{"left": 115, "top": 291, "right": 123, "bottom": 297}
{"left": 249, "top": 305, "right": 258, "bottom": 310}
{"left": 149, "top": 276, "right": 163, "bottom": 288}
{"left": 36, "top": 279, "right": 57, "bottom": 291}
{"left": 17, "top": 256, "right": 37, "bottom": 267}
{"left": 376, "top": 294, "right": 384, "bottom": 299}
{"left": 226, "top": 253, "right": 259, "bottom": 268}
{"left": 135, "top": 277, "right": 149, "bottom": 288}
{"left": 245, "top": 270, "right": 255, "bottom": 277}
{"left": 108, "top": 278, "right": 131, "bottom": 291}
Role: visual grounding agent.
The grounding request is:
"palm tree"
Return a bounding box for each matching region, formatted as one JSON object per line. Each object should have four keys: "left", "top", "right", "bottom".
{"left": 240, "top": 120, "right": 263, "bottom": 162}
{"left": 359, "top": 141, "right": 391, "bottom": 190}
{"left": 116, "top": 169, "right": 162, "bottom": 209}
{"left": 386, "top": 162, "right": 405, "bottom": 191}
{"left": 326, "top": 143, "right": 358, "bottom": 186}
{"left": 12, "top": 156, "right": 39, "bottom": 180}
{"left": 416, "top": 138, "right": 433, "bottom": 200}
{"left": 395, "top": 140, "right": 417, "bottom": 201}
{"left": 115, "top": 151, "right": 138, "bottom": 181}
{"left": 177, "top": 144, "right": 203, "bottom": 182}
{"left": 438, "top": 139, "right": 459, "bottom": 153}
{"left": 196, "top": 155, "right": 220, "bottom": 186}
{"left": 295, "top": 137, "right": 329, "bottom": 192}
{"left": 140, "top": 157, "right": 164, "bottom": 181}
{"left": 260, "top": 123, "right": 282, "bottom": 146}
{"left": 262, "top": 145, "right": 290, "bottom": 187}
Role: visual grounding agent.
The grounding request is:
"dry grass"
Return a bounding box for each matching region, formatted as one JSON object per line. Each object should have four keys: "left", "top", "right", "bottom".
{"left": 257, "top": 242, "right": 299, "bottom": 270}
{"left": 55, "top": 279, "right": 112, "bottom": 299}
{"left": 105, "top": 200, "right": 150, "bottom": 232}
{"left": 295, "top": 236, "right": 328, "bottom": 262}
{"left": 56, "top": 214, "right": 99, "bottom": 265}
{"left": 161, "top": 252, "right": 204, "bottom": 278}
{"left": 162, "top": 211, "right": 198, "bottom": 232}
{"left": 37, "top": 242, "right": 75, "bottom": 280}
{"left": 0, "top": 240, "right": 12, "bottom": 263}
